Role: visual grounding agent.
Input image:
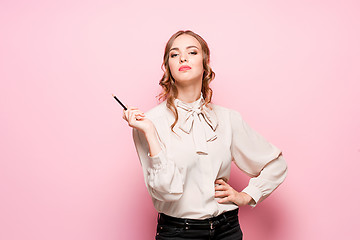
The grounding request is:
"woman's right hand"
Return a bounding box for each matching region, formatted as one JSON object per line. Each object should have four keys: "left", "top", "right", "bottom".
{"left": 122, "top": 106, "right": 155, "bottom": 134}
{"left": 123, "top": 106, "right": 161, "bottom": 157}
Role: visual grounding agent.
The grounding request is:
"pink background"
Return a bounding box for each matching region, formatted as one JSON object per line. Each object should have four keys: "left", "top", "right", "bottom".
{"left": 1, "top": 0, "right": 359, "bottom": 239}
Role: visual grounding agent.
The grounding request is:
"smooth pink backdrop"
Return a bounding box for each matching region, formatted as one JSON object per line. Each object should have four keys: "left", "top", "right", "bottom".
{"left": 1, "top": 0, "right": 359, "bottom": 239}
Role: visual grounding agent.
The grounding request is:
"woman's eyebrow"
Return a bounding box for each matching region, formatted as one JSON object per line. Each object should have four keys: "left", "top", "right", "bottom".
{"left": 169, "top": 46, "right": 199, "bottom": 52}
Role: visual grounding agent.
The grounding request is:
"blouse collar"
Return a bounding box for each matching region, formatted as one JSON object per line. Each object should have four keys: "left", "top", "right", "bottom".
{"left": 173, "top": 93, "right": 218, "bottom": 155}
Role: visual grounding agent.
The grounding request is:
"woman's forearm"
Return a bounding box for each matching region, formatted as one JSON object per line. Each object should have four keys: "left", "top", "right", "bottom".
{"left": 144, "top": 127, "right": 162, "bottom": 157}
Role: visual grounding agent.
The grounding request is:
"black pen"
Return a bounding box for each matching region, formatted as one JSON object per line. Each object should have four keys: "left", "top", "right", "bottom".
{"left": 112, "top": 94, "right": 127, "bottom": 110}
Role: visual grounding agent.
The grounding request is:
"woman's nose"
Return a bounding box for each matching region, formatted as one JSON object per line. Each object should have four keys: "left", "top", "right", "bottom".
{"left": 180, "top": 54, "right": 188, "bottom": 63}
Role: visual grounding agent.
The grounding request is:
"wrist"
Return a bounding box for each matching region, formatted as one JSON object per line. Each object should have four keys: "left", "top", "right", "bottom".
{"left": 245, "top": 193, "right": 255, "bottom": 206}
{"left": 143, "top": 126, "right": 157, "bottom": 140}
{"left": 240, "top": 192, "right": 255, "bottom": 206}
{"left": 247, "top": 197, "right": 255, "bottom": 206}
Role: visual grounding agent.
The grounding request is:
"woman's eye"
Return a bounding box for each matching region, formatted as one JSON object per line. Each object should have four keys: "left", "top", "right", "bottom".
{"left": 170, "top": 53, "right": 178, "bottom": 58}
{"left": 190, "top": 51, "right": 197, "bottom": 55}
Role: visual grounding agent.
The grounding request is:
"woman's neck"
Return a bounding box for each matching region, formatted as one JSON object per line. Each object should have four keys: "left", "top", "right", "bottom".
{"left": 175, "top": 79, "right": 202, "bottom": 103}
{"left": 175, "top": 85, "right": 202, "bottom": 103}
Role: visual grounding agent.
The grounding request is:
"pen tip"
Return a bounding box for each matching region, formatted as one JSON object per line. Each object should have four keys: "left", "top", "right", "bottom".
{"left": 112, "top": 93, "right": 114, "bottom": 97}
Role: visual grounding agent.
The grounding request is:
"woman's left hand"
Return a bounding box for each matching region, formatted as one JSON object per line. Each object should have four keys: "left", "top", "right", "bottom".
{"left": 214, "top": 179, "right": 254, "bottom": 206}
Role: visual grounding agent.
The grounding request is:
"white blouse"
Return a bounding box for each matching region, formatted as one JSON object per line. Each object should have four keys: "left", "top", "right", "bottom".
{"left": 132, "top": 96, "right": 288, "bottom": 220}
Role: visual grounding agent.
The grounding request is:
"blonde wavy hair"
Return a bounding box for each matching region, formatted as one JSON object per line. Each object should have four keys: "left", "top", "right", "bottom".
{"left": 157, "top": 30, "right": 215, "bottom": 132}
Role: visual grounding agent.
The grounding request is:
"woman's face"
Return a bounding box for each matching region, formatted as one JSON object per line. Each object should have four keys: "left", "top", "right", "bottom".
{"left": 168, "top": 34, "right": 204, "bottom": 86}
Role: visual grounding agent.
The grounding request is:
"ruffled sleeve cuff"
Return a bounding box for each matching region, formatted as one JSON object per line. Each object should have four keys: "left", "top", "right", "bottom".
{"left": 146, "top": 150, "right": 184, "bottom": 200}
{"left": 147, "top": 150, "right": 166, "bottom": 170}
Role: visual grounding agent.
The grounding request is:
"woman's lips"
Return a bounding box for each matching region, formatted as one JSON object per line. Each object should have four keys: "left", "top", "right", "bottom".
{"left": 179, "top": 65, "right": 192, "bottom": 71}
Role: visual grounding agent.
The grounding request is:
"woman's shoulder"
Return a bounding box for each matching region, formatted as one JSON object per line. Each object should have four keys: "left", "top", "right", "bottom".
{"left": 210, "top": 103, "right": 242, "bottom": 116}
{"left": 210, "top": 103, "right": 246, "bottom": 126}
{"left": 145, "top": 101, "right": 170, "bottom": 121}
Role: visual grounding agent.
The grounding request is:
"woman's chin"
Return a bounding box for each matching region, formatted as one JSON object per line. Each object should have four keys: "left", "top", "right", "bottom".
{"left": 174, "top": 75, "right": 203, "bottom": 86}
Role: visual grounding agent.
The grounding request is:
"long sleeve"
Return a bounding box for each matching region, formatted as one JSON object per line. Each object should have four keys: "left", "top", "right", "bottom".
{"left": 230, "top": 110, "right": 288, "bottom": 207}
{"left": 132, "top": 128, "right": 185, "bottom": 202}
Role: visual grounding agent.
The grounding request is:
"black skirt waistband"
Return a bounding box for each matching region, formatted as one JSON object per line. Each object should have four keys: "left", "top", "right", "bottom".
{"left": 158, "top": 208, "right": 239, "bottom": 230}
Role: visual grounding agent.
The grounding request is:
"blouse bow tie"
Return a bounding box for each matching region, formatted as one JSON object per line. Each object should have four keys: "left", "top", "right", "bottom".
{"left": 175, "top": 97, "right": 218, "bottom": 154}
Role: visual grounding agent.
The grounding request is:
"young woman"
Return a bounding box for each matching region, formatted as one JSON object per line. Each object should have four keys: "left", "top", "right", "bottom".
{"left": 123, "top": 30, "right": 288, "bottom": 240}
